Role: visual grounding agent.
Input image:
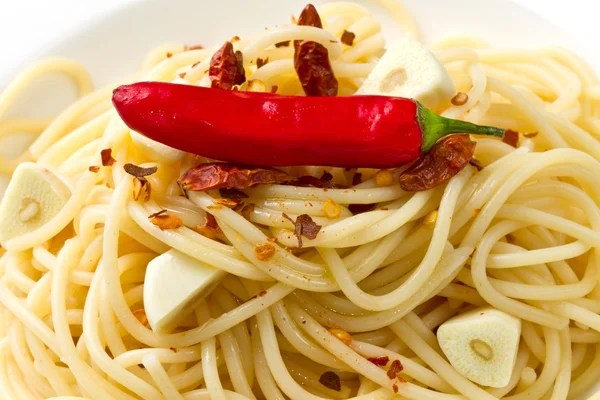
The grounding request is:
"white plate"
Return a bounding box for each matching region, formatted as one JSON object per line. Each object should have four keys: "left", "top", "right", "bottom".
{"left": 1, "top": 0, "right": 598, "bottom": 397}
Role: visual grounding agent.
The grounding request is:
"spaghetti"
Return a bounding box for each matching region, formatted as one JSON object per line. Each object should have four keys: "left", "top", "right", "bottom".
{"left": 1, "top": 2, "right": 600, "bottom": 399}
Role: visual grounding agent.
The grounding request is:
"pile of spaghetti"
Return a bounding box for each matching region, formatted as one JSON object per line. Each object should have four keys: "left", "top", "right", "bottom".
{"left": 1, "top": 2, "right": 600, "bottom": 400}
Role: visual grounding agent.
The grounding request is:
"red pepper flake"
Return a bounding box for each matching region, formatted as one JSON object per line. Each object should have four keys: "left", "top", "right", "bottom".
{"left": 179, "top": 163, "right": 291, "bottom": 191}
{"left": 282, "top": 213, "right": 322, "bottom": 247}
{"left": 259, "top": 290, "right": 267, "bottom": 297}
{"left": 256, "top": 57, "right": 269, "bottom": 69}
{"left": 179, "top": 72, "right": 187, "bottom": 79}
{"left": 368, "top": 356, "right": 389, "bottom": 366}
{"left": 275, "top": 40, "right": 291, "bottom": 48}
{"left": 469, "top": 158, "right": 484, "bottom": 171}
{"left": 399, "top": 135, "right": 476, "bottom": 192}
{"left": 101, "top": 149, "right": 116, "bottom": 167}
{"left": 209, "top": 42, "right": 246, "bottom": 90}
{"left": 318, "top": 371, "right": 341, "bottom": 392}
{"left": 123, "top": 163, "right": 158, "bottom": 177}
{"left": 387, "top": 360, "right": 403, "bottom": 380}
{"left": 503, "top": 129, "right": 519, "bottom": 147}
{"left": 340, "top": 30, "right": 356, "bottom": 46}
{"left": 392, "top": 384, "right": 399, "bottom": 393}
{"left": 170, "top": 347, "right": 178, "bottom": 352}
{"left": 230, "top": 35, "right": 241, "bottom": 43}
{"left": 523, "top": 131, "right": 538, "bottom": 138}
{"left": 219, "top": 188, "right": 249, "bottom": 199}
{"left": 270, "top": 85, "right": 279, "bottom": 93}
{"left": 166, "top": 52, "right": 173, "bottom": 58}
{"left": 186, "top": 44, "right": 205, "bottom": 51}
{"left": 88, "top": 166, "right": 100, "bottom": 173}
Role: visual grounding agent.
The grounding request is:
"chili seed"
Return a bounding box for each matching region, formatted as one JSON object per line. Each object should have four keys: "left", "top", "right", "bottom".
{"left": 375, "top": 170, "right": 395, "bottom": 187}
{"left": 133, "top": 309, "right": 148, "bottom": 326}
{"left": 451, "top": 92, "right": 469, "bottom": 106}
{"left": 150, "top": 214, "right": 183, "bottom": 230}
{"left": 329, "top": 328, "right": 352, "bottom": 345}
{"left": 323, "top": 198, "right": 341, "bottom": 219}
{"left": 423, "top": 210, "right": 438, "bottom": 225}
{"left": 254, "top": 242, "right": 276, "bottom": 261}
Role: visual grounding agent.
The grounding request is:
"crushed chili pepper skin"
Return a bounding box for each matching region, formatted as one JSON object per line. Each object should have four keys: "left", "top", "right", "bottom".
{"left": 179, "top": 163, "right": 291, "bottom": 191}
{"left": 113, "top": 82, "right": 505, "bottom": 169}
{"left": 399, "top": 135, "right": 476, "bottom": 192}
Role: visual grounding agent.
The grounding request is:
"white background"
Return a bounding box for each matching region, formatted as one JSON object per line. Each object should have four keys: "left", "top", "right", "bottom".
{"left": 0, "top": 0, "right": 597, "bottom": 80}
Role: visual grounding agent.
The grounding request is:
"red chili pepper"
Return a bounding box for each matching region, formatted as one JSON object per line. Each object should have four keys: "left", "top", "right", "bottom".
{"left": 112, "top": 82, "right": 505, "bottom": 169}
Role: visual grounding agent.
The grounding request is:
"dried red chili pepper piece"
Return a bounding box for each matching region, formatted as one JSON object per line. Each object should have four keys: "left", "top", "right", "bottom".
{"left": 179, "top": 163, "right": 291, "bottom": 192}
{"left": 368, "top": 356, "right": 389, "bottom": 366}
{"left": 209, "top": 41, "right": 246, "bottom": 90}
{"left": 179, "top": 164, "right": 288, "bottom": 192}
{"left": 503, "top": 129, "right": 519, "bottom": 147}
{"left": 295, "top": 41, "right": 338, "bottom": 97}
{"left": 282, "top": 213, "right": 322, "bottom": 247}
{"left": 294, "top": 4, "right": 338, "bottom": 97}
{"left": 399, "top": 135, "right": 476, "bottom": 192}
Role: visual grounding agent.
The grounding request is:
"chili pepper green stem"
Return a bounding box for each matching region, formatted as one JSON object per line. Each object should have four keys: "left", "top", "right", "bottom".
{"left": 417, "top": 102, "right": 506, "bottom": 153}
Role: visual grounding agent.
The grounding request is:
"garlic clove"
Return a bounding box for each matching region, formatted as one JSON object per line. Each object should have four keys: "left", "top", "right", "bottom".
{"left": 437, "top": 307, "right": 522, "bottom": 388}
{"left": 0, "top": 163, "right": 71, "bottom": 244}
{"left": 357, "top": 38, "right": 455, "bottom": 112}
{"left": 143, "top": 249, "right": 226, "bottom": 333}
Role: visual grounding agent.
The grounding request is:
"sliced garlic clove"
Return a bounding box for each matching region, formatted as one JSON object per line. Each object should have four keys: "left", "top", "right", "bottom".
{"left": 357, "top": 38, "right": 456, "bottom": 111}
{"left": 437, "top": 307, "right": 522, "bottom": 388}
{"left": 130, "top": 130, "right": 185, "bottom": 164}
{"left": 0, "top": 162, "right": 71, "bottom": 244}
{"left": 143, "top": 249, "right": 226, "bottom": 333}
